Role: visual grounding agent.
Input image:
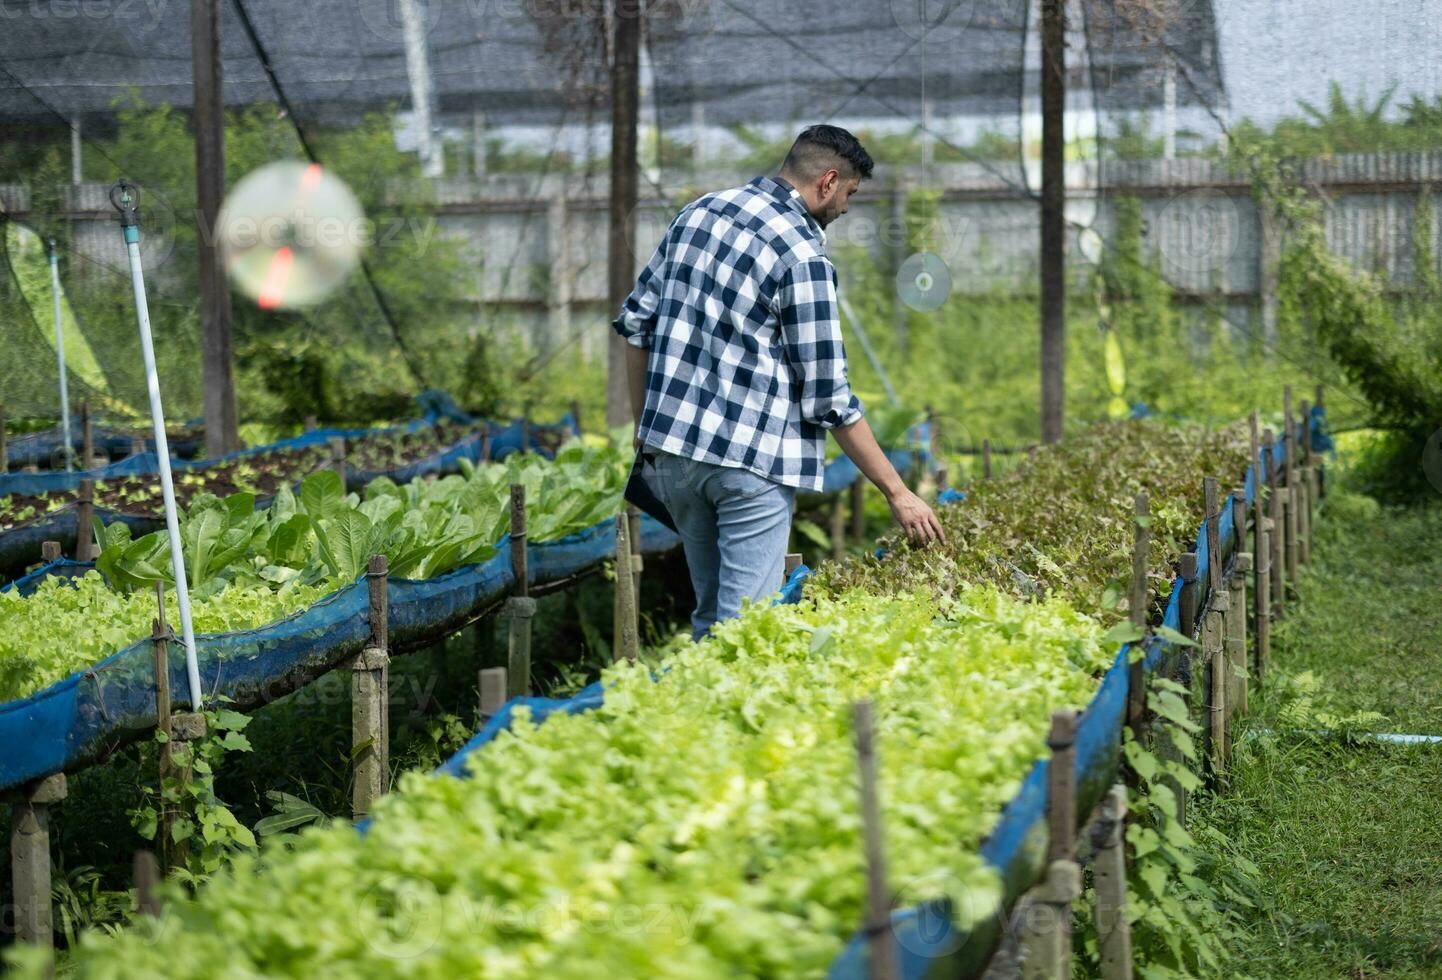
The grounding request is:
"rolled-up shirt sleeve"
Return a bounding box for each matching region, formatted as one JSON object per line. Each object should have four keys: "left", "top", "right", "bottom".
{"left": 611, "top": 237, "right": 667, "bottom": 349}
{"left": 776, "top": 255, "right": 864, "bottom": 429}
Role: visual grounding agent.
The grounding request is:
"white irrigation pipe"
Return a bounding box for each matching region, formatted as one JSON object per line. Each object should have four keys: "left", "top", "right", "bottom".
{"left": 111, "top": 180, "right": 203, "bottom": 710}
{"left": 48, "top": 239, "right": 73, "bottom": 471}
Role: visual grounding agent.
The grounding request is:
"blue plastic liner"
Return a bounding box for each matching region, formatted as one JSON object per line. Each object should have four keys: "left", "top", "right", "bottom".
{"left": 0, "top": 514, "right": 680, "bottom": 793}
{"left": 3, "top": 423, "right": 203, "bottom": 471}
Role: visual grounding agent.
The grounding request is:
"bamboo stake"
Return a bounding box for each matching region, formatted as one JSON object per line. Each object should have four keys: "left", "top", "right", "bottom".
{"left": 1255, "top": 505, "right": 1272, "bottom": 682}
{"left": 1264, "top": 429, "right": 1284, "bottom": 619}
{"left": 785, "top": 552, "right": 803, "bottom": 578}
{"left": 9, "top": 772, "right": 67, "bottom": 952}
{"left": 1126, "top": 492, "right": 1149, "bottom": 730}
{"left": 1020, "top": 710, "right": 1081, "bottom": 980}
{"left": 613, "top": 511, "right": 639, "bottom": 662}
{"left": 349, "top": 554, "right": 391, "bottom": 818}
{"left": 852, "top": 701, "right": 898, "bottom": 980}
{"left": 479, "top": 666, "right": 507, "bottom": 723}
{"left": 1314, "top": 384, "right": 1327, "bottom": 499}
{"left": 982, "top": 438, "right": 993, "bottom": 480}
{"left": 75, "top": 478, "right": 95, "bottom": 562}
{"left": 1093, "top": 785, "right": 1132, "bottom": 980}
{"left": 1230, "top": 490, "right": 1250, "bottom": 717}
{"left": 329, "top": 436, "right": 347, "bottom": 488}
{"left": 507, "top": 485, "right": 534, "bottom": 695}
{"left": 1205, "top": 604, "right": 1226, "bottom": 776}
{"left": 1204, "top": 477, "right": 1222, "bottom": 600}
{"left": 81, "top": 399, "right": 92, "bottom": 469}
{"left": 41, "top": 540, "right": 61, "bottom": 563}
{"left": 1047, "top": 710, "right": 1078, "bottom": 863}
{"left": 0, "top": 401, "right": 7, "bottom": 472}
{"left": 134, "top": 850, "right": 162, "bottom": 918}
{"left": 627, "top": 503, "right": 643, "bottom": 610}
{"left": 1178, "top": 553, "right": 1199, "bottom": 640}
{"left": 1285, "top": 483, "right": 1300, "bottom": 594}
{"left": 151, "top": 583, "right": 177, "bottom": 869}
{"left": 830, "top": 494, "right": 846, "bottom": 561}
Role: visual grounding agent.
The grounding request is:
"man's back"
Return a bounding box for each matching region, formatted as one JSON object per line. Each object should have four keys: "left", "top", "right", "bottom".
{"left": 613, "top": 175, "right": 861, "bottom": 491}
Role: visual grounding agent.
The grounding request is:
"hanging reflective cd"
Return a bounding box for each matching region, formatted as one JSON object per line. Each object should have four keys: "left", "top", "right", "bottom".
{"left": 896, "top": 251, "right": 952, "bottom": 312}
{"left": 217, "top": 161, "right": 364, "bottom": 310}
{"left": 1078, "top": 227, "right": 1105, "bottom": 265}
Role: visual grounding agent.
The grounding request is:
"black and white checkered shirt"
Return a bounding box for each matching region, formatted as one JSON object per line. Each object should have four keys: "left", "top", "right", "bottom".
{"left": 613, "top": 175, "right": 864, "bottom": 491}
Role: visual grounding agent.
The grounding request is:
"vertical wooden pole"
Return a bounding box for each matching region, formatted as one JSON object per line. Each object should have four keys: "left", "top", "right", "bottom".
{"left": 1204, "top": 477, "right": 1222, "bottom": 600}
{"left": 1039, "top": 0, "right": 1067, "bottom": 444}
{"left": 1255, "top": 502, "right": 1272, "bottom": 682}
{"left": 304, "top": 414, "right": 318, "bottom": 433}
{"left": 10, "top": 772, "right": 67, "bottom": 951}
{"left": 1299, "top": 398, "right": 1314, "bottom": 564}
{"left": 850, "top": 479, "right": 866, "bottom": 543}
{"left": 1020, "top": 710, "right": 1080, "bottom": 979}
{"left": 478, "top": 666, "right": 506, "bottom": 723}
{"left": 329, "top": 436, "right": 347, "bottom": 488}
{"left": 151, "top": 582, "right": 177, "bottom": 869}
{"left": 1126, "top": 492, "right": 1150, "bottom": 729}
{"left": 507, "top": 485, "right": 534, "bottom": 696}
{"left": 1230, "top": 490, "right": 1250, "bottom": 716}
{"left": 613, "top": 511, "right": 639, "bottom": 662}
{"left": 1205, "top": 603, "right": 1226, "bottom": 776}
{"left": 830, "top": 494, "right": 847, "bottom": 561}
{"left": 569, "top": 399, "right": 583, "bottom": 437}
{"left": 0, "top": 401, "right": 7, "bottom": 472}
{"left": 80, "top": 399, "right": 93, "bottom": 469}
{"left": 1264, "top": 429, "right": 1284, "bottom": 619}
{"left": 982, "top": 439, "right": 993, "bottom": 480}
{"left": 134, "top": 850, "right": 162, "bottom": 918}
{"left": 1093, "top": 784, "right": 1132, "bottom": 980}
{"left": 605, "top": 0, "right": 641, "bottom": 428}
{"left": 1178, "top": 553, "right": 1199, "bottom": 640}
{"left": 1314, "top": 384, "right": 1327, "bottom": 499}
{"left": 350, "top": 554, "right": 390, "bottom": 818}
{"left": 75, "top": 478, "right": 95, "bottom": 562}
{"left": 852, "top": 701, "right": 898, "bottom": 980}
{"left": 192, "top": 0, "right": 239, "bottom": 456}
{"left": 1286, "top": 483, "right": 1300, "bottom": 588}
{"left": 785, "top": 552, "right": 803, "bottom": 578}
{"left": 41, "top": 540, "right": 61, "bottom": 563}
{"left": 627, "top": 504, "right": 643, "bottom": 609}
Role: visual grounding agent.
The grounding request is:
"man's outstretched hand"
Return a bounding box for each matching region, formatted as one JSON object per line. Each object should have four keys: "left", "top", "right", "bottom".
{"left": 886, "top": 487, "right": 947, "bottom": 546}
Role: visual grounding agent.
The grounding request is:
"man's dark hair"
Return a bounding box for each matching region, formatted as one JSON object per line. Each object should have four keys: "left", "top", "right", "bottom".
{"left": 780, "top": 125, "right": 874, "bottom": 182}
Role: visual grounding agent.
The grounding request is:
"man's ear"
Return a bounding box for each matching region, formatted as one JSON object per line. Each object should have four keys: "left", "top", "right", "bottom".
{"left": 819, "top": 168, "right": 840, "bottom": 198}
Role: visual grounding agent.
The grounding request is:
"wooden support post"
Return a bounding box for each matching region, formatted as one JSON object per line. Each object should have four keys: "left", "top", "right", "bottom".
{"left": 1204, "top": 603, "right": 1226, "bottom": 776}
{"left": 478, "top": 666, "right": 506, "bottom": 723}
{"left": 304, "top": 414, "right": 318, "bottom": 433}
{"left": 1020, "top": 710, "right": 1080, "bottom": 980}
{"left": 151, "top": 583, "right": 178, "bottom": 869}
{"left": 1265, "top": 430, "right": 1284, "bottom": 620}
{"left": 1047, "top": 710, "right": 1078, "bottom": 863}
{"left": 569, "top": 399, "right": 583, "bottom": 437}
{"left": 850, "top": 479, "right": 866, "bottom": 543}
{"left": 130, "top": 436, "right": 145, "bottom": 458}
{"left": 613, "top": 511, "right": 639, "bottom": 662}
{"left": 1093, "top": 784, "right": 1132, "bottom": 980}
{"left": 1230, "top": 489, "right": 1250, "bottom": 713}
{"left": 982, "top": 438, "right": 993, "bottom": 479}
{"left": 329, "top": 436, "right": 347, "bottom": 488}
{"left": 134, "top": 850, "right": 162, "bottom": 918}
{"left": 852, "top": 701, "right": 898, "bottom": 980}
{"left": 479, "top": 427, "right": 493, "bottom": 463}
{"left": 785, "top": 552, "right": 803, "bottom": 578}
{"left": 1255, "top": 507, "right": 1272, "bottom": 682}
{"left": 507, "top": 486, "right": 534, "bottom": 695}
{"left": 10, "top": 772, "right": 67, "bottom": 949}
{"left": 0, "top": 401, "right": 7, "bottom": 472}
{"left": 80, "top": 399, "right": 93, "bottom": 469}
{"left": 41, "top": 540, "right": 61, "bottom": 563}
{"left": 1178, "top": 553, "right": 1199, "bottom": 640}
{"left": 1126, "top": 492, "right": 1149, "bottom": 730}
{"left": 1286, "top": 483, "right": 1300, "bottom": 588}
{"left": 75, "top": 478, "right": 95, "bottom": 562}
{"left": 349, "top": 555, "right": 390, "bottom": 819}
{"left": 1314, "top": 384, "right": 1327, "bottom": 499}
{"left": 627, "top": 504, "right": 643, "bottom": 608}
{"left": 830, "top": 493, "right": 846, "bottom": 561}
{"left": 168, "top": 710, "right": 207, "bottom": 871}
{"left": 1204, "top": 477, "right": 1222, "bottom": 601}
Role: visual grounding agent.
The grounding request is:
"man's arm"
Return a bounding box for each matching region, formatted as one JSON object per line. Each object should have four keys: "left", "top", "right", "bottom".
{"left": 626, "top": 344, "right": 648, "bottom": 431}
{"left": 832, "top": 416, "right": 946, "bottom": 545}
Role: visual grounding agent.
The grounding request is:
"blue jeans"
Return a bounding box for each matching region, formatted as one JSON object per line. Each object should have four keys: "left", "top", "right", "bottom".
{"left": 647, "top": 451, "right": 795, "bottom": 640}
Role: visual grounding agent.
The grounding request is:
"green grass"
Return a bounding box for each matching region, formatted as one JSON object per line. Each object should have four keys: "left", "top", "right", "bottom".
{"left": 1193, "top": 492, "right": 1442, "bottom": 979}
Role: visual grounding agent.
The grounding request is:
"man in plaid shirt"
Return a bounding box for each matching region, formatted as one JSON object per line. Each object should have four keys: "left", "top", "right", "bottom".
{"left": 615, "top": 124, "right": 944, "bottom": 638}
